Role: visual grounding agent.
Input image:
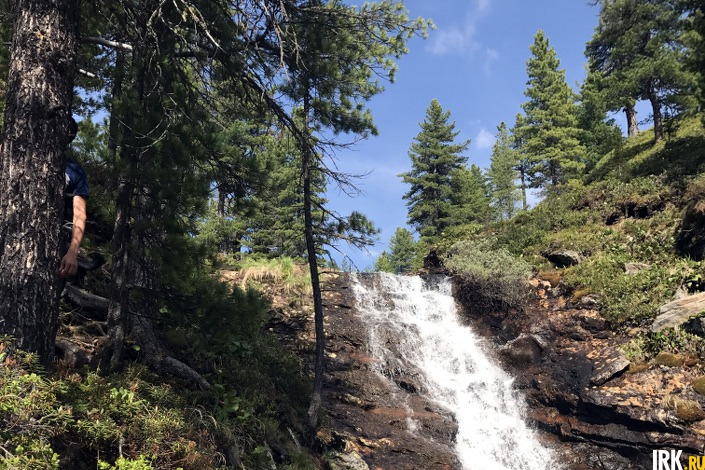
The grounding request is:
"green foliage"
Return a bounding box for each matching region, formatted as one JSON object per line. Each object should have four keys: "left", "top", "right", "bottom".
{"left": 622, "top": 327, "right": 705, "bottom": 362}
{"left": 586, "top": 0, "right": 698, "bottom": 141}
{"left": 373, "top": 251, "right": 394, "bottom": 273}
{"left": 374, "top": 227, "right": 419, "bottom": 273}
{"left": 576, "top": 70, "right": 624, "bottom": 170}
{"left": 450, "top": 164, "right": 493, "bottom": 225}
{"left": 487, "top": 122, "right": 521, "bottom": 220}
{"left": 588, "top": 117, "right": 705, "bottom": 184}
{"left": 443, "top": 239, "right": 532, "bottom": 312}
{"left": 400, "top": 99, "right": 470, "bottom": 244}
{"left": 517, "top": 30, "right": 585, "bottom": 189}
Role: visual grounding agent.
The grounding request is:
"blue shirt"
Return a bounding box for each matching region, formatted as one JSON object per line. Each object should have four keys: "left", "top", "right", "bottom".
{"left": 65, "top": 160, "right": 89, "bottom": 199}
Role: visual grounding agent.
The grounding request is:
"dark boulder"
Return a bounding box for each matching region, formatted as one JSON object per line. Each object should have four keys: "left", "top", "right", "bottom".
{"left": 544, "top": 249, "right": 583, "bottom": 268}
{"left": 676, "top": 201, "right": 705, "bottom": 261}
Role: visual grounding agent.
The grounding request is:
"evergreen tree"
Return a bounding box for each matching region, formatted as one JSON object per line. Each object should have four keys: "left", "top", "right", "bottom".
{"left": 400, "top": 99, "right": 470, "bottom": 244}
{"left": 510, "top": 114, "right": 530, "bottom": 211}
{"left": 373, "top": 251, "right": 395, "bottom": 273}
{"left": 487, "top": 122, "right": 521, "bottom": 220}
{"left": 277, "top": 0, "right": 428, "bottom": 428}
{"left": 518, "top": 30, "right": 585, "bottom": 190}
{"left": 387, "top": 227, "right": 418, "bottom": 273}
{"left": 450, "top": 164, "right": 493, "bottom": 225}
{"left": 576, "top": 69, "right": 623, "bottom": 169}
{"left": 0, "top": 0, "right": 79, "bottom": 362}
{"left": 586, "top": 0, "right": 696, "bottom": 142}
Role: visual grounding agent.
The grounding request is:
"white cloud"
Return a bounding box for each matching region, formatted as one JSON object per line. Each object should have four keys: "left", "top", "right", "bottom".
{"left": 427, "top": 1, "right": 492, "bottom": 56}
{"left": 476, "top": 0, "right": 492, "bottom": 13}
{"left": 483, "top": 48, "right": 499, "bottom": 77}
{"left": 475, "top": 127, "right": 495, "bottom": 150}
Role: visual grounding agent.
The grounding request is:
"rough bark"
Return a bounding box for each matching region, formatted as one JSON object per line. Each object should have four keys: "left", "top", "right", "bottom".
{"left": 646, "top": 83, "right": 663, "bottom": 143}
{"left": 624, "top": 103, "right": 639, "bottom": 138}
{"left": 519, "top": 166, "right": 528, "bottom": 210}
{"left": 303, "top": 97, "right": 325, "bottom": 430}
{"left": 0, "top": 0, "right": 79, "bottom": 363}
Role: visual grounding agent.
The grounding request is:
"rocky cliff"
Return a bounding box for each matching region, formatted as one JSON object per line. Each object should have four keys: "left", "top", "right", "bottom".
{"left": 454, "top": 275, "right": 705, "bottom": 470}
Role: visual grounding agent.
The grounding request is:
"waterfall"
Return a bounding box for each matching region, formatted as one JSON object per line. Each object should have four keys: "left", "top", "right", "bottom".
{"left": 350, "top": 272, "right": 559, "bottom": 470}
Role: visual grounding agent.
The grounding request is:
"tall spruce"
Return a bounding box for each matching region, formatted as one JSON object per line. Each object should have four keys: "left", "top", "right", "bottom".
{"left": 400, "top": 99, "right": 470, "bottom": 244}
{"left": 511, "top": 113, "right": 530, "bottom": 210}
{"left": 577, "top": 69, "right": 623, "bottom": 170}
{"left": 487, "top": 122, "right": 521, "bottom": 220}
{"left": 586, "top": 0, "right": 696, "bottom": 142}
{"left": 387, "top": 227, "right": 418, "bottom": 273}
{"left": 518, "top": 30, "right": 585, "bottom": 190}
{"left": 450, "top": 164, "right": 493, "bottom": 225}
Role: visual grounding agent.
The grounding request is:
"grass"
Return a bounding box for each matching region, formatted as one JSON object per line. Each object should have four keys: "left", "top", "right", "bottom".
{"left": 236, "top": 256, "right": 312, "bottom": 296}
{"left": 479, "top": 115, "right": 705, "bottom": 328}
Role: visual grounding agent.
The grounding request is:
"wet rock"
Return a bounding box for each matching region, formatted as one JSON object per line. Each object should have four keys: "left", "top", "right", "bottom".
{"left": 327, "top": 451, "right": 369, "bottom": 470}
{"left": 590, "top": 348, "right": 630, "bottom": 385}
{"left": 685, "top": 317, "right": 705, "bottom": 337}
{"left": 579, "top": 294, "right": 601, "bottom": 308}
{"left": 624, "top": 262, "right": 650, "bottom": 275}
{"left": 500, "top": 334, "right": 546, "bottom": 366}
{"left": 577, "top": 310, "right": 608, "bottom": 333}
{"left": 544, "top": 249, "right": 584, "bottom": 268}
{"left": 650, "top": 292, "right": 705, "bottom": 332}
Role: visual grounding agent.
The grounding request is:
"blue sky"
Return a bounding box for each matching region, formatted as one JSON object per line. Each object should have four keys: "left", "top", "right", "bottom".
{"left": 327, "top": 0, "right": 607, "bottom": 269}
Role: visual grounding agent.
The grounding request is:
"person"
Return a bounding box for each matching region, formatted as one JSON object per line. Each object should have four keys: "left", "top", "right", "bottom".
{"left": 59, "top": 118, "right": 89, "bottom": 278}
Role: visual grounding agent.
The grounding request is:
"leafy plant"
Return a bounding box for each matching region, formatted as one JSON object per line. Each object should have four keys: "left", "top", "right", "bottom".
{"left": 443, "top": 239, "right": 532, "bottom": 312}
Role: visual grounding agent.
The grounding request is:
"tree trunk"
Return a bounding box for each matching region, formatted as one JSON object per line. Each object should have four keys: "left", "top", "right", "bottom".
{"left": 624, "top": 103, "right": 639, "bottom": 138}
{"left": 519, "top": 165, "right": 528, "bottom": 211}
{"left": 0, "top": 0, "right": 79, "bottom": 363}
{"left": 303, "top": 96, "right": 325, "bottom": 430}
{"left": 646, "top": 84, "right": 663, "bottom": 143}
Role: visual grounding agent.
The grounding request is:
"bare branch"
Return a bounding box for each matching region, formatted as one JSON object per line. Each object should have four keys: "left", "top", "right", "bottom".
{"left": 82, "top": 36, "right": 134, "bottom": 51}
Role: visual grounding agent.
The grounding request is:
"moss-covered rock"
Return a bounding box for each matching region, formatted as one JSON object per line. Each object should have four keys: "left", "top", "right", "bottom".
{"left": 673, "top": 398, "right": 705, "bottom": 423}
{"left": 653, "top": 352, "right": 686, "bottom": 367}
{"left": 692, "top": 377, "right": 705, "bottom": 396}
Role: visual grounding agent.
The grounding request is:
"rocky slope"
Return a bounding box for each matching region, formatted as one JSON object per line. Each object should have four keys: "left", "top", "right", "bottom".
{"left": 454, "top": 275, "right": 705, "bottom": 470}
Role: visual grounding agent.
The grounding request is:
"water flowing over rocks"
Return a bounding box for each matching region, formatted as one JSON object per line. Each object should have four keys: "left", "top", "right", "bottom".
{"left": 315, "top": 273, "right": 559, "bottom": 469}
{"left": 456, "top": 276, "right": 705, "bottom": 469}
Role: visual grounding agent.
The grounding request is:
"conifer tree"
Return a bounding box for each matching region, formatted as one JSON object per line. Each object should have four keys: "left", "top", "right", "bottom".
{"left": 373, "top": 251, "right": 395, "bottom": 273}
{"left": 586, "top": 0, "right": 696, "bottom": 142}
{"left": 487, "top": 122, "right": 520, "bottom": 220}
{"left": 387, "top": 227, "right": 418, "bottom": 273}
{"left": 400, "top": 99, "right": 470, "bottom": 244}
{"left": 577, "top": 69, "right": 623, "bottom": 169}
{"left": 510, "top": 114, "right": 530, "bottom": 211}
{"left": 518, "top": 30, "right": 585, "bottom": 190}
{"left": 450, "top": 164, "right": 493, "bottom": 224}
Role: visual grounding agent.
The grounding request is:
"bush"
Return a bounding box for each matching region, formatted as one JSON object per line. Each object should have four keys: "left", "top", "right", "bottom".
{"left": 443, "top": 239, "right": 532, "bottom": 312}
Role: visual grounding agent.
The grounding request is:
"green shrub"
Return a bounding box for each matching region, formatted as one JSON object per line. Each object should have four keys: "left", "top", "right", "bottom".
{"left": 443, "top": 239, "right": 532, "bottom": 312}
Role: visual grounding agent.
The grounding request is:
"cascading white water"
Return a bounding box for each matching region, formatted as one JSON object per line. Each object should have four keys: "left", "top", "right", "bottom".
{"left": 351, "top": 272, "right": 560, "bottom": 470}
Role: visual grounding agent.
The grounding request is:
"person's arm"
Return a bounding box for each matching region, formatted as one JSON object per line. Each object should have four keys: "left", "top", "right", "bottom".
{"left": 58, "top": 196, "right": 87, "bottom": 277}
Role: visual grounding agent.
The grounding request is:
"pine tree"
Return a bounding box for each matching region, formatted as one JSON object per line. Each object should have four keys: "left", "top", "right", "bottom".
{"left": 373, "top": 251, "right": 395, "bottom": 273}
{"left": 449, "top": 164, "right": 493, "bottom": 225}
{"left": 510, "top": 114, "right": 530, "bottom": 211}
{"left": 0, "top": 0, "right": 79, "bottom": 362}
{"left": 487, "top": 122, "right": 521, "bottom": 220}
{"left": 576, "top": 70, "right": 623, "bottom": 170}
{"left": 400, "top": 99, "right": 470, "bottom": 244}
{"left": 518, "top": 30, "right": 585, "bottom": 190}
{"left": 387, "top": 227, "right": 418, "bottom": 273}
{"left": 586, "top": 0, "right": 696, "bottom": 142}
